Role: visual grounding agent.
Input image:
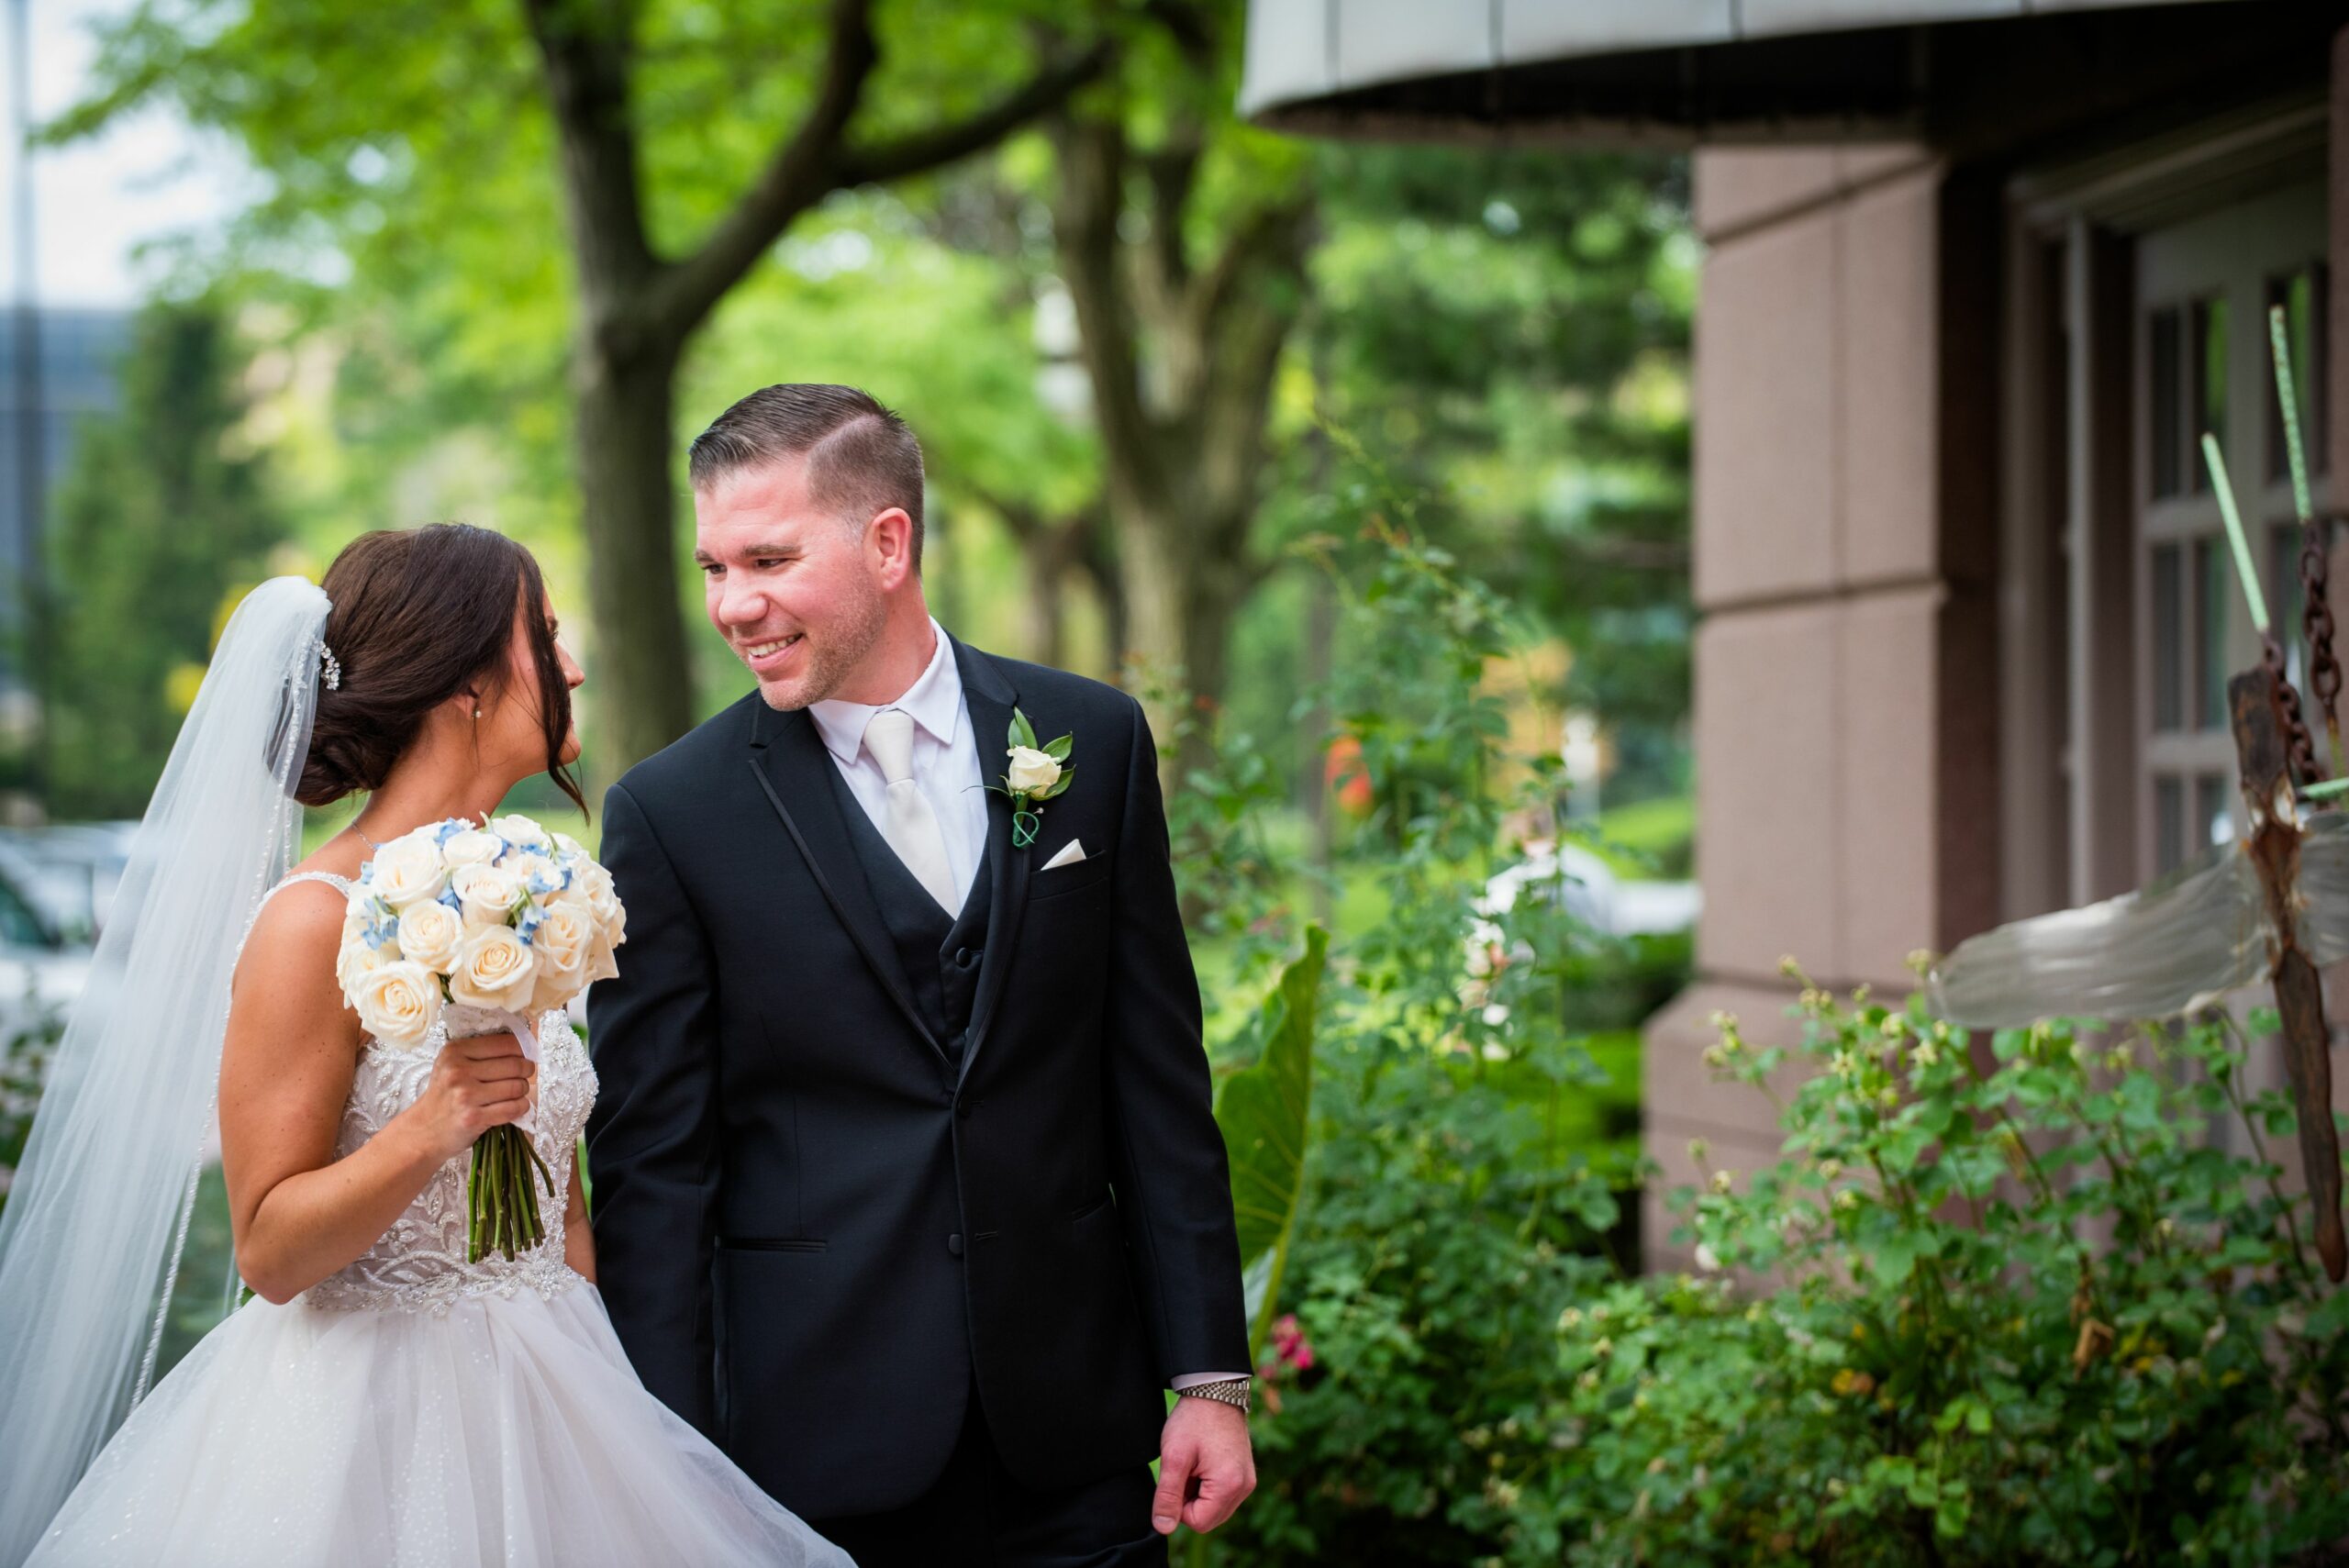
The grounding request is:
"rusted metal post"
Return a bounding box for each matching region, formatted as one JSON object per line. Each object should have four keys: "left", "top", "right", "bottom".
{"left": 2229, "top": 662, "right": 2347, "bottom": 1282}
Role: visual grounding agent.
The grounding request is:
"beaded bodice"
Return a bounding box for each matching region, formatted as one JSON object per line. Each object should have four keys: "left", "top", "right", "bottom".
{"left": 263, "top": 873, "right": 598, "bottom": 1316}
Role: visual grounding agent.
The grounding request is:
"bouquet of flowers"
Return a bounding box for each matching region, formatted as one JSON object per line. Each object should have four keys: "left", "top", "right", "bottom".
{"left": 333, "top": 814, "right": 626, "bottom": 1262}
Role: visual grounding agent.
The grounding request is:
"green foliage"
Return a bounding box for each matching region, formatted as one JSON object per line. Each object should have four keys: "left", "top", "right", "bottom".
{"left": 39, "top": 300, "right": 288, "bottom": 817}
{"left": 1162, "top": 495, "right": 1656, "bottom": 1563}
{"left": 1542, "top": 989, "right": 2349, "bottom": 1566}
{"left": 0, "top": 998, "right": 64, "bottom": 1221}
{"left": 1214, "top": 924, "right": 1329, "bottom": 1354}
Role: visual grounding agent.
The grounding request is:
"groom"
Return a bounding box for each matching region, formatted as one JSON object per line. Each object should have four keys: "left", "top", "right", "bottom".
{"left": 586, "top": 384, "right": 1254, "bottom": 1565}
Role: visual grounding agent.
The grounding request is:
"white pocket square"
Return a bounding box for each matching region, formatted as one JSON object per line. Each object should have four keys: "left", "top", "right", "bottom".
{"left": 1041, "top": 838, "right": 1087, "bottom": 870}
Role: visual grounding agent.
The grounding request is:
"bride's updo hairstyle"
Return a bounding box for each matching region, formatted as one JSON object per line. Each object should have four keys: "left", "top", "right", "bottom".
{"left": 297, "top": 524, "right": 584, "bottom": 813}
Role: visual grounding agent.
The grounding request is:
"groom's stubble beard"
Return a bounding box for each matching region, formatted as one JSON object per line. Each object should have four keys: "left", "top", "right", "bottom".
{"left": 751, "top": 565, "right": 889, "bottom": 711}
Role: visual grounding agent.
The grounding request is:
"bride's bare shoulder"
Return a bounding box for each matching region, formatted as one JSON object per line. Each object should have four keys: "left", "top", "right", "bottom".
{"left": 234, "top": 858, "right": 362, "bottom": 999}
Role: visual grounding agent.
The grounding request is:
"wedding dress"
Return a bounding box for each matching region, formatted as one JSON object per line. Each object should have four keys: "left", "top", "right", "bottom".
{"left": 21, "top": 871, "right": 853, "bottom": 1568}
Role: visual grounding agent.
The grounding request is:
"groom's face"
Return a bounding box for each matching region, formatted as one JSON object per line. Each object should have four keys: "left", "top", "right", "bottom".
{"left": 694, "top": 455, "right": 894, "bottom": 711}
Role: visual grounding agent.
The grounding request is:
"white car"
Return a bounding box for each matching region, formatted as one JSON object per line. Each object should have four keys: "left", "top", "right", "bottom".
{"left": 0, "top": 840, "right": 92, "bottom": 1055}
{"left": 1476, "top": 840, "right": 1699, "bottom": 943}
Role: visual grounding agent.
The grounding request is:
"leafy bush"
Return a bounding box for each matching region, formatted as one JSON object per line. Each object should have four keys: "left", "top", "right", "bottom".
{"left": 1541, "top": 980, "right": 2349, "bottom": 1566}
{"left": 1181, "top": 495, "right": 2349, "bottom": 1566}
{"left": 1179, "top": 509, "right": 1653, "bottom": 1564}
{"left": 0, "top": 998, "right": 65, "bottom": 1220}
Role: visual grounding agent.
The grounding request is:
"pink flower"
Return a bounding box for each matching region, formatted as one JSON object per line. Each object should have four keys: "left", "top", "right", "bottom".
{"left": 1262, "top": 1313, "right": 1317, "bottom": 1374}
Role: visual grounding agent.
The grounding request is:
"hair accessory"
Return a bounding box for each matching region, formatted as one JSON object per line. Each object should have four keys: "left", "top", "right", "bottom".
{"left": 316, "top": 639, "right": 342, "bottom": 691}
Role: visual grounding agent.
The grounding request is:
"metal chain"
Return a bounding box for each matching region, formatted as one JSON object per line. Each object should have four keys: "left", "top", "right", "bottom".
{"left": 2303, "top": 514, "right": 2343, "bottom": 758}
{"left": 2265, "top": 631, "right": 2327, "bottom": 785}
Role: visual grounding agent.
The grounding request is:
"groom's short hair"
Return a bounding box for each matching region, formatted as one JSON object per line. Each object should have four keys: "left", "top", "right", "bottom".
{"left": 689, "top": 384, "right": 927, "bottom": 569}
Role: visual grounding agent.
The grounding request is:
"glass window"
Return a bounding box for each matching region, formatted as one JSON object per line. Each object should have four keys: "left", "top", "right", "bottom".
{"left": 2150, "top": 306, "right": 2183, "bottom": 499}
{"left": 2190, "top": 295, "right": 2229, "bottom": 494}
{"left": 2271, "top": 520, "right": 2310, "bottom": 687}
{"left": 2266, "top": 264, "right": 2331, "bottom": 484}
{"left": 2153, "top": 542, "right": 2183, "bottom": 732}
{"left": 0, "top": 875, "right": 52, "bottom": 950}
{"left": 2155, "top": 775, "right": 2185, "bottom": 875}
{"left": 2194, "top": 537, "right": 2228, "bottom": 730}
{"left": 2197, "top": 773, "right": 2233, "bottom": 853}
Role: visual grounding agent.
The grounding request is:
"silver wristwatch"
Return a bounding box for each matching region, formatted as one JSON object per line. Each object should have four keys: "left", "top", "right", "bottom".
{"left": 1179, "top": 1377, "right": 1252, "bottom": 1415}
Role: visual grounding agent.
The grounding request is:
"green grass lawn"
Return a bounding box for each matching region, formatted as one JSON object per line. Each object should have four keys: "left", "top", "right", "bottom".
{"left": 1582, "top": 794, "right": 1693, "bottom": 878}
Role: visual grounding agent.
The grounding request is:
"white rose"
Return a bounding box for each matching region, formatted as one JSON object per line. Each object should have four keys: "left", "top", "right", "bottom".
{"left": 335, "top": 896, "right": 397, "bottom": 992}
{"left": 369, "top": 832, "right": 450, "bottom": 909}
{"left": 505, "top": 851, "right": 566, "bottom": 898}
{"left": 395, "top": 899, "right": 466, "bottom": 973}
{"left": 526, "top": 903, "right": 595, "bottom": 1011}
{"left": 1005, "top": 745, "right": 1061, "bottom": 795}
{"left": 448, "top": 924, "right": 539, "bottom": 1010}
{"left": 576, "top": 860, "right": 626, "bottom": 943}
{"left": 350, "top": 960, "right": 444, "bottom": 1051}
{"left": 581, "top": 929, "right": 621, "bottom": 987}
{"left": 490, "top": 814, "right": 552, "bottom": 853}
{"left": 451, "top": 862, "right": 527, "bottom": 929}
{"left": 440, "top": 828, "right": 504, "bottom": 870}
{"left": 551, "top": 832, "right": 586, "bottom": 859}
{"left": 335, "top": 934, "right": 393, "bottom": 994}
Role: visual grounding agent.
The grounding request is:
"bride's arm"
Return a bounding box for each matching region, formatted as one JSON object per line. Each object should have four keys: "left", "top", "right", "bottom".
{"left": 219, "top": 883, "right": 536, "bottom": 1305}
{"left": 563, "top": 1161, "right": 596, "bottom": 1282}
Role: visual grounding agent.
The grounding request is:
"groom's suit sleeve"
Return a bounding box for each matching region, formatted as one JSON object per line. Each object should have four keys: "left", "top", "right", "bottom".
{"left": 584, "top": 781, "right": 723, "bottom": 1438}
{"left": 1103, "top": 695, "right": 1252, "bottom": 1382}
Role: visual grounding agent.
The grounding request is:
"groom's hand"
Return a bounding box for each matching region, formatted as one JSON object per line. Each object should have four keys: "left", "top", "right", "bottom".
{"left": 1152, "top": 1397, "right": 1255, "bottom": 1536}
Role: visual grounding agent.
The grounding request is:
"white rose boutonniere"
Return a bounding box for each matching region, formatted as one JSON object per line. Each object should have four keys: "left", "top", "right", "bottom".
{"left": 985, "top": 707, "right": 1074, "bottom": 849}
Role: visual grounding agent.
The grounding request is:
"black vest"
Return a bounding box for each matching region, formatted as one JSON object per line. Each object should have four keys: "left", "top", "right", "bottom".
{"left": 827, "top": 763, "right": 993, "bottom": 1064}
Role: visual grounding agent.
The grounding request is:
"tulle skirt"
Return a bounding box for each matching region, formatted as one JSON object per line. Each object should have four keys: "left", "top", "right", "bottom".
{"left": 25, "top": 1276, "right": 853, "bottom": 1568}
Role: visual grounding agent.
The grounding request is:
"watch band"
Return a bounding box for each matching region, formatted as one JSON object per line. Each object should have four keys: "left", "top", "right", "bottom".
{"left": 1179, "top": 1376, "right": 1252, "bottom": 1415}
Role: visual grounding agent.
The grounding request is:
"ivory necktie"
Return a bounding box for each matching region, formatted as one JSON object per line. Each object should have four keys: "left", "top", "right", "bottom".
{"left": 863, "top": 706, "right": 961, "bottom": 914}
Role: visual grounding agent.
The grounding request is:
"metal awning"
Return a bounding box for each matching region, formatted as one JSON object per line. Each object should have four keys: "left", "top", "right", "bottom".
{"left": 1239, "top": 0, "right": 2269, "bottom": 145}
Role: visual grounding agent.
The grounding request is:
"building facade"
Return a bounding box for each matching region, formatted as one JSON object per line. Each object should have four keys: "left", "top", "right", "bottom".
{"left": 1242, "top": 0, "right": 2349, "bottom": 1264}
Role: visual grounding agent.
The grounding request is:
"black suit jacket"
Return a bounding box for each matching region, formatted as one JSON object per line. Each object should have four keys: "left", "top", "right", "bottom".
{"left": 584, "top": 638, "right": 1249, "bottom": 1518}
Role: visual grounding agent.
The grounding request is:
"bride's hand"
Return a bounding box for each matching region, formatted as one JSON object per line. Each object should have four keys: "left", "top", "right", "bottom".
{"left": 407, "top": 1034, "right": 536, "bottom": 1162}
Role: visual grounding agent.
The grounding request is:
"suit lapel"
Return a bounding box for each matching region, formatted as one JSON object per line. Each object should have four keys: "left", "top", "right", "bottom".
{"left": 952, "top": 639, "right": 1032, "bottom": 1081}
{"left": 747, "top": 704, "right": 947, "bottom": 1067}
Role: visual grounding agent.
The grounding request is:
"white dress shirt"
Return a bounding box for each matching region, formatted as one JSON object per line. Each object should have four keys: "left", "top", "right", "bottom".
{"left": 808, "top": 619, "right": 1246, "bottom": 1395}
{"left": 807, "top": 619, "right": 990, "bottom": 912}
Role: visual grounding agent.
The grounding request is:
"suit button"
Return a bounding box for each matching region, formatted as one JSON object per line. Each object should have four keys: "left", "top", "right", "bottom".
{"left": 947, "top": 1232, "right": 964, "bottom": 1257}
{"left": 956, "top": 947, "right": 980, "bottom": 969}
{"left": 956, "top": 1096, "right": 974, "bottom": 1120}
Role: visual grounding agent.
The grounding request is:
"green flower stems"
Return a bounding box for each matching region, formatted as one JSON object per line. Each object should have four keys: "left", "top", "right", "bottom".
{"left": 2271, "top": 302, "right": 2316, "bottom": 526}
{"left": 2201, "top": 433, "right": 2268, "bottom": 635}
{"left": 467, "top": 1122, "right": 557, "bottom": 1264}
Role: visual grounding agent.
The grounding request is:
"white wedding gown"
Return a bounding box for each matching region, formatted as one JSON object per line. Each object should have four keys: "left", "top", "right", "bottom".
{"left": 25, "top": 873, "right": 852, "bottom": 1568}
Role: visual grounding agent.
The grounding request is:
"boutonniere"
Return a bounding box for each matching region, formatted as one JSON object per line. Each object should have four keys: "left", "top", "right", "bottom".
{"left": 988, "top": 707, "right": 1074, "bottom": 849}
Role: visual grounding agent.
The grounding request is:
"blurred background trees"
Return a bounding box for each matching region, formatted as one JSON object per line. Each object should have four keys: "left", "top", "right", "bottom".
{"left": 37, "top": 299, "right": 284, "bottom": 817}
{"left": 37, "top": 0, "right": 1694, "bottom": 829}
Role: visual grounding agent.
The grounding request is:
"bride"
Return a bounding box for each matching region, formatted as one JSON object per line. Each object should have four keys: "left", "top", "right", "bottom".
{"left": 0, "top": 525, "right": 852, "bottom": 1567}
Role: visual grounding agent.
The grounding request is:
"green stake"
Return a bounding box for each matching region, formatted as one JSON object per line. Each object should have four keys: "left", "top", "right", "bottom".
{"left": 2202, "top": 433, "right": 2268, "bottom": 635}
{"left": 2305, "top": 776, "right": 2349, "bottom": 802}
{"left": 2271, "top": 303, "right": 2315, "bottom": 526}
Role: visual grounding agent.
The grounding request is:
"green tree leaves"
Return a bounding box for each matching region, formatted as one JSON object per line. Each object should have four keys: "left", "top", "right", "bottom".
{"left": 1213, "top": 922, "right": 1327, "bottom": 1355}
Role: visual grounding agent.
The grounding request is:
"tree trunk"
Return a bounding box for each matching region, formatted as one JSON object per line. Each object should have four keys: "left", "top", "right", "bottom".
{"left": 573, "top": 335, "right": 694, "bottom": 779}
